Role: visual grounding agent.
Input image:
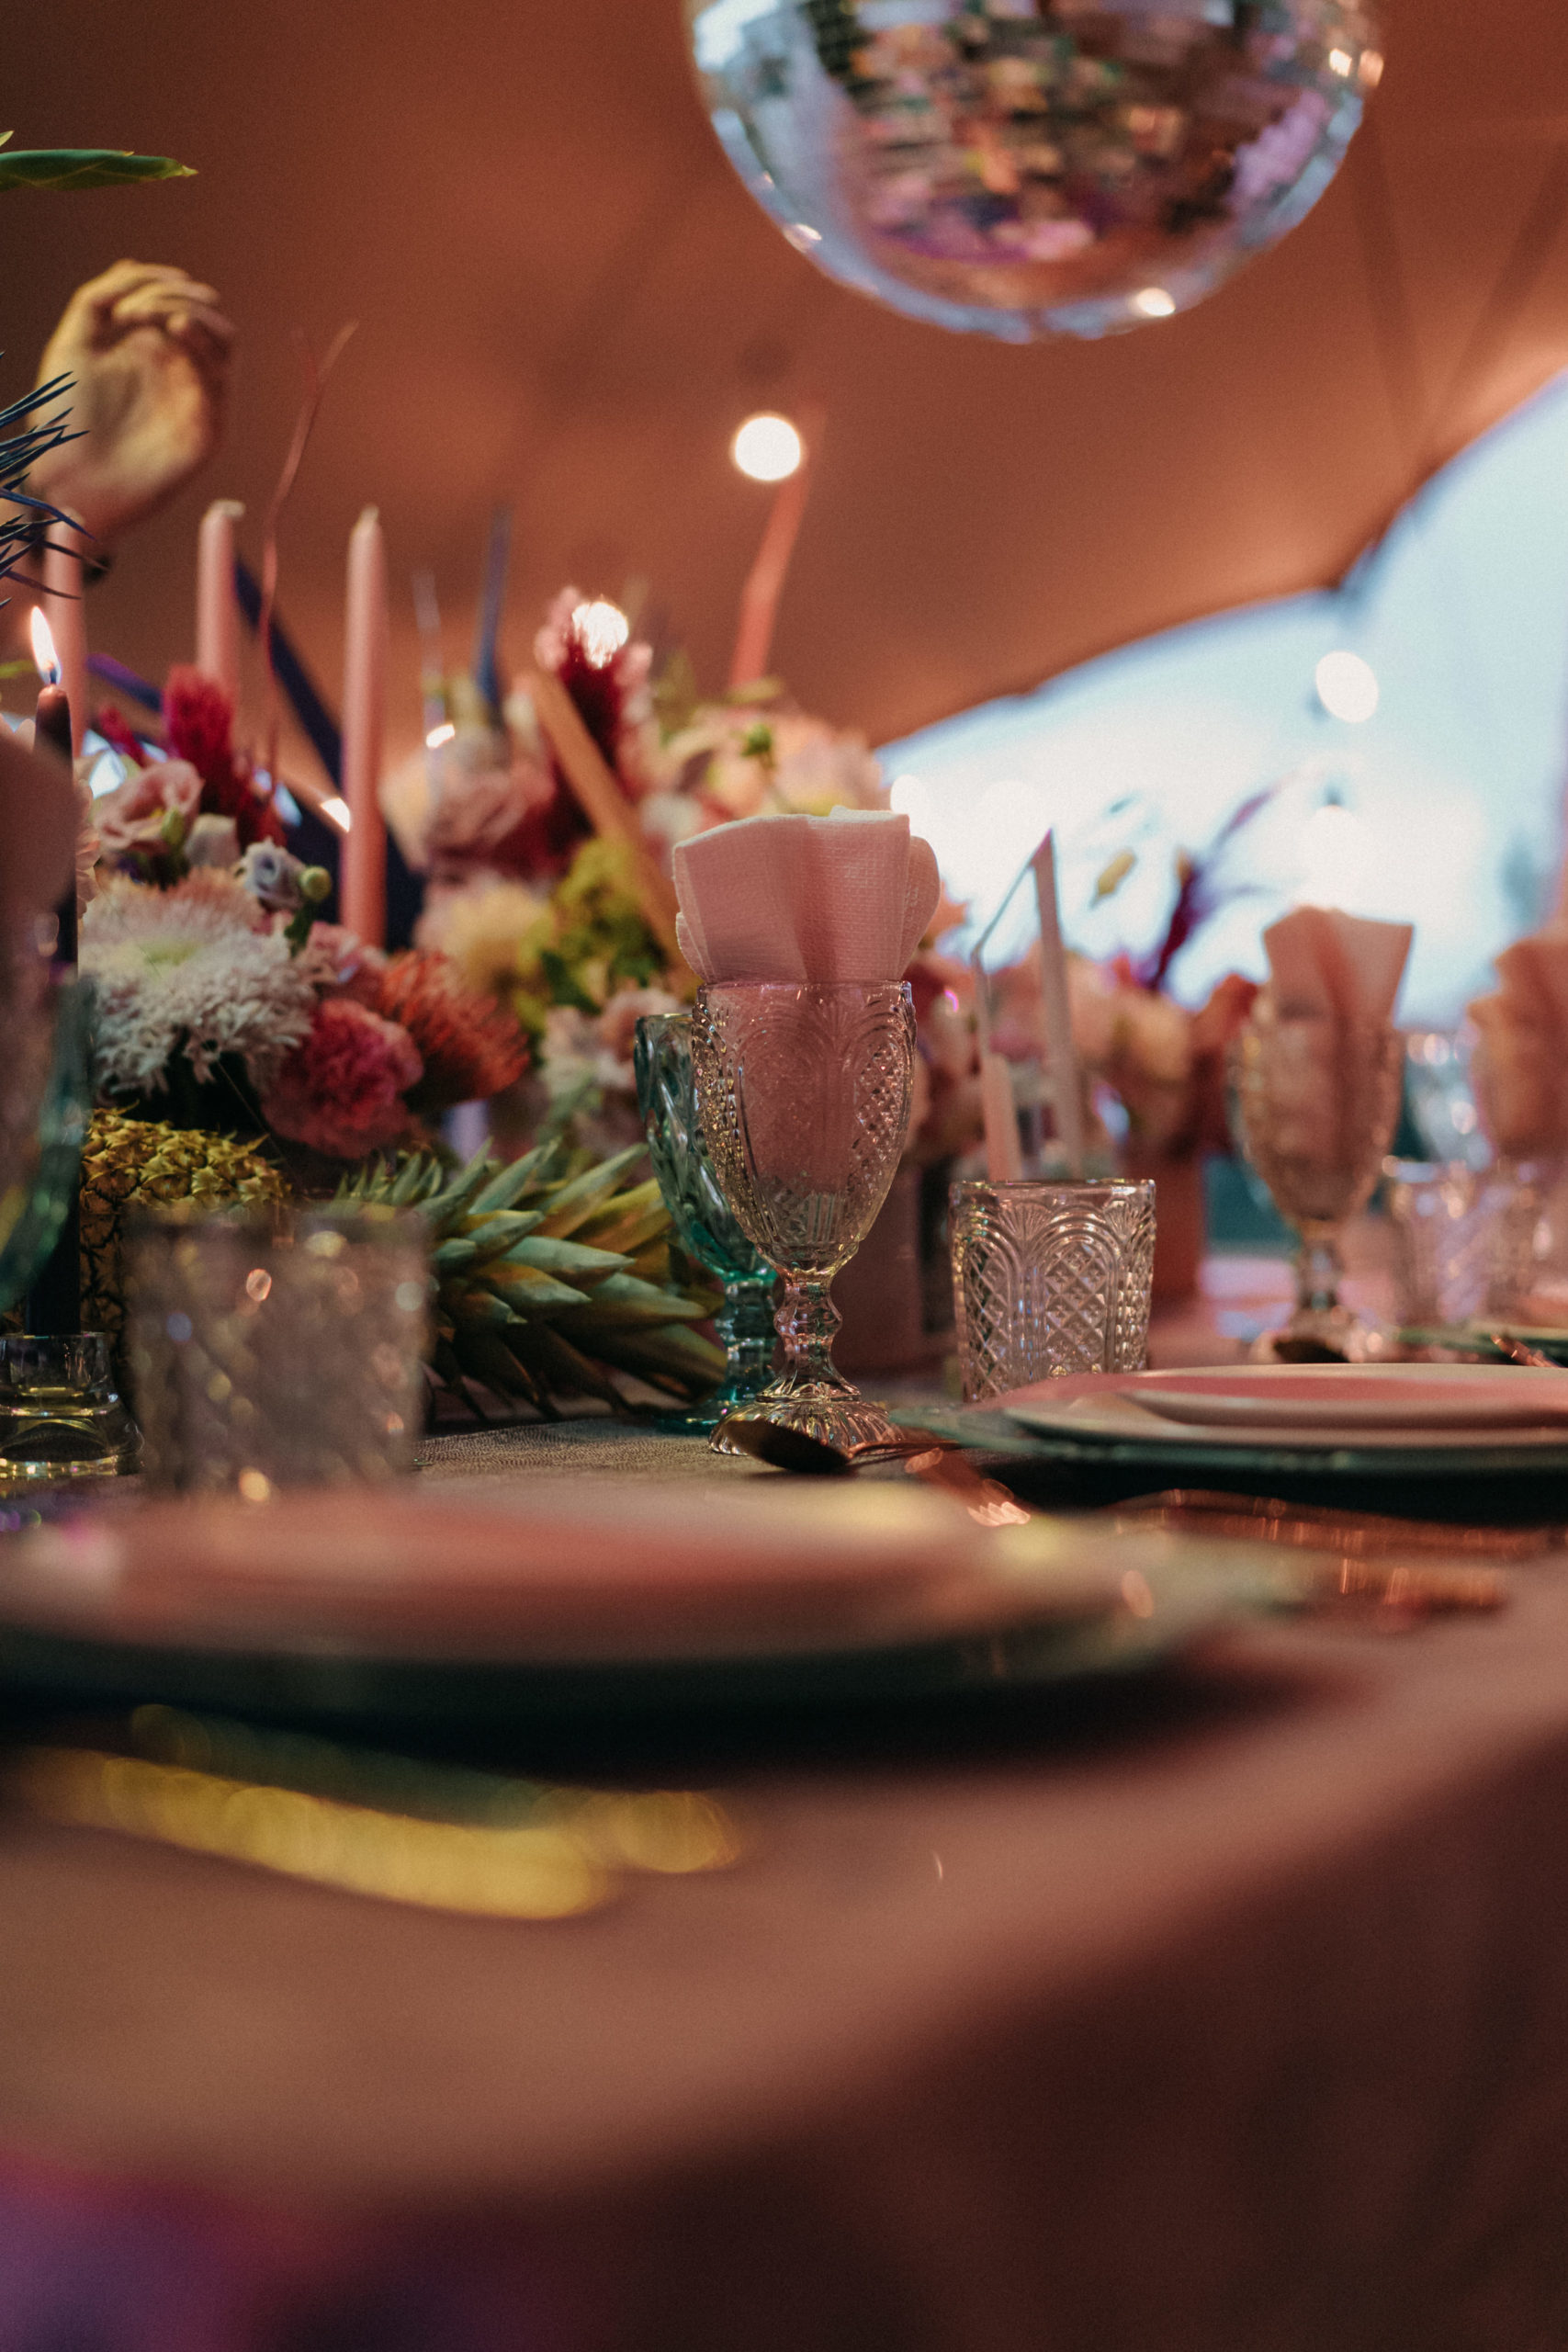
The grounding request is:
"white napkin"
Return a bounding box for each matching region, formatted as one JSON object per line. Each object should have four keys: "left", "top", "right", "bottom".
{"left": 672, "top": 809, "right": 942, "bottom": 983}
{"left": 1468, "top": 924, "right": 1568, "bottom": 1155}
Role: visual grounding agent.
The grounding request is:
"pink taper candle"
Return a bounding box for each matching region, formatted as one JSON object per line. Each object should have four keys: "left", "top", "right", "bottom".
{"left": 40, "top": 516, "right": 88, "bottom": 757}
{"left": 341, "top": 504, "right": 388, "bottom": 946}
{"left": 196, "top": 499, "right": 244, "bottom": 705}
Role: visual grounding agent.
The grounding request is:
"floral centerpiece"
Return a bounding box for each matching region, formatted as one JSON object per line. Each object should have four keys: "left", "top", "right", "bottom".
{"left": 381, "top": 585, "right": 898, "bottom": 1153}
{"left": 71, "top": 667, "right": 720, "bottom": 1417}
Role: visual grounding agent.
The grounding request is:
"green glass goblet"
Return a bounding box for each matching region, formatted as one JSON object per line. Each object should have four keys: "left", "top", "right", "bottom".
{"left": 634, "top": 1012, "right": 778, "bottom": 1434}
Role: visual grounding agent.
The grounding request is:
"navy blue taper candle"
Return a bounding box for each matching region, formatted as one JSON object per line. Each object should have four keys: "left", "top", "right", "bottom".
{"left": 23, "top": 665, "right": 81, "bottom": 1335}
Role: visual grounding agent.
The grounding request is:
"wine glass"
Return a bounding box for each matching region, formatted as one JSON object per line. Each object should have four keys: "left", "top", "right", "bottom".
{"left": 690, "top": 980, "right": 917, "bottom": 1456}
{"left": 1229, "top": 998, "right": 1404, "bottom": 1361}
{"left": 633, "top": 1012, "right": 778, "bottom": 1434}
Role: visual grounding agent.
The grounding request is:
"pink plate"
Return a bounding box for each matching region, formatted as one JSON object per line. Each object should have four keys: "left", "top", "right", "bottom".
{"left": 1116, "top": 1364, "right": 1568, "bottom": 1431}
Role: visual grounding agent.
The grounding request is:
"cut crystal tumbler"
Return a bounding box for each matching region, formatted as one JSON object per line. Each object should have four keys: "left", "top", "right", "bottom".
{"left": 950, "top": 1179, "right": 1156, "bottom": 1402}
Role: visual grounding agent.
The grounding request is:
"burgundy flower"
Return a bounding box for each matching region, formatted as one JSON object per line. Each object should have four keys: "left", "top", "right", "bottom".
{"left": 164, "top": 666, "right": 286, "bottom": 851}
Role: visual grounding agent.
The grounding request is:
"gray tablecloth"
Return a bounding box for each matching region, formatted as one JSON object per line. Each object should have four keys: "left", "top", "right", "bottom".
{"left": 2, "top": 1421, "right": 1568, "bottom": 2350}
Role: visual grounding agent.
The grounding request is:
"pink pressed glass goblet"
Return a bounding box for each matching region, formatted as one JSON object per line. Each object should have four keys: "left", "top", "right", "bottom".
{"left": 690, "top": 980, "right": 917, "bottom": 1456}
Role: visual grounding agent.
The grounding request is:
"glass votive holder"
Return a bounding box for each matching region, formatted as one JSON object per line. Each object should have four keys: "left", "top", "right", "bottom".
{"left": 950, "top": 1177, "right": 1156, "bottom": 1403}
{"left": 1382, "top": 1158, "right": 1551, "bottom": 1329}
{"left": 0, "top": 1332, "right": 140, "bottom": 1486}
{"left": 127, "top": 1205, "right": 430, "bottom": 1496}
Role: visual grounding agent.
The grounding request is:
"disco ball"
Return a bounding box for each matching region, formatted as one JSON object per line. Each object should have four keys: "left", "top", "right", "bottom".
{"left": 687, "top": 0, "right": 1382, "bottom": 341}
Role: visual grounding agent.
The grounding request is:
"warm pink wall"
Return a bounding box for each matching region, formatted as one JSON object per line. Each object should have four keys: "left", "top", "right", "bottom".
{"left": 2, "top": 0, "right": 1567, "bottom": 791}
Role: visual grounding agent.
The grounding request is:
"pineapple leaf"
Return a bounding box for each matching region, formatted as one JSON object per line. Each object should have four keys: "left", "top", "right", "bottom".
{"left": 507, "top": 1321, "right": 625, "bottom": 1410}
{"left": 460, "top": 1210, "right": 547, "bottom": 1261}
{"left": 536, "top": 1147, "right": 647, "bottom": 1237}
{"left": 592, "top": 1324, "right": 728, "bottom": 1391}
{"left": 502, "top": 1234, "right": 632, "bottom": 1277}
{"left": 417, "top": 1151, "right": 499, "bottom": 1226}
{"left": 434, "top": 1236, "right": 483, "bottom": 1274}
{"left": 388, "top": 1152, "right": 439, "bottom": 1207}
{"left": 555, "top": 1272, "right": 710, "bottom": 1329}
{"left": 479, "top": 1265, "right": 592, "bottom": 1314}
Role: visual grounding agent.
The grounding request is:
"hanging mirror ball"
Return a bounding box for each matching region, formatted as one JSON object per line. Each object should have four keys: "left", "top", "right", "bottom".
{"left": 687, "top": 1, "right": 1383, "bottom": 341}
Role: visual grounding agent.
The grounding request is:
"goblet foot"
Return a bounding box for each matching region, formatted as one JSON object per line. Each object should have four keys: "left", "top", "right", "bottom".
{"left": 1250, "top": 1304, "right": 1395, "bottom": 1365}
{"left": 710, "top": 1385, "right": 916, "bottom": 1461}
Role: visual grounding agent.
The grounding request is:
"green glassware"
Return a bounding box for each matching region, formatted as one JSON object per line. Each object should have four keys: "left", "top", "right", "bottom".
{"left": 634, "top": 1012, "right": 776, "bottom": 1433}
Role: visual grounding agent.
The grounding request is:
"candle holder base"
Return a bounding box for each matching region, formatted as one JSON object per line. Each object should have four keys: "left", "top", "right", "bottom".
{"left": 0, "top": 1333, "right": 140, "bottom": 1487}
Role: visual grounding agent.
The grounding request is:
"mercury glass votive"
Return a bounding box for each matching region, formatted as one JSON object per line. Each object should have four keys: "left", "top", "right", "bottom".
{"left": 950, "top": 1178, "right": 1156, "bottom": 1402}
{"left": 128, "top": 1205, "right": 429, "bottom": 1495}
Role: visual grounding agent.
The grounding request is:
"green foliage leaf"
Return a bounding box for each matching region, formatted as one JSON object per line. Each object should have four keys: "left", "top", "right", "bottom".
{"left": 0, "top": 148, "right": 195, "bottom": 191}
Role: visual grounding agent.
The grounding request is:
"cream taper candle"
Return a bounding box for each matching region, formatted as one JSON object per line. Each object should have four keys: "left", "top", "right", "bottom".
{"left": 1032, "top": 831, "right": 1086, "bottom": 1181}
{"left": 196, "top": 499, "right": 244, "bottom": 705}
{"left": 341, "top": 504, "right": 388, "bottom": 945}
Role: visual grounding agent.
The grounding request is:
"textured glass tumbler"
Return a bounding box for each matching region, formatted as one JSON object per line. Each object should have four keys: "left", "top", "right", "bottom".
{"left": 691, "top": 980, "right": 916, "bottom": 1457}
{"left": 1230, "top": 1008, "right": 1404, "bottom": 1362}
{"left": 1382, "top": 1159, "right": 1540, "bottom": 1329}
{"left": 0, "top": 1332, "right": 139, "bottom": 1485}
{"left": 950, "top": 1179, "right": 1155, "bottom": 1402}
{"left": 128, "top": 1206, "right": 429, "bottom": 1495}
{"left": 633, "top": 1012, "right": 777, "bottom": 1433}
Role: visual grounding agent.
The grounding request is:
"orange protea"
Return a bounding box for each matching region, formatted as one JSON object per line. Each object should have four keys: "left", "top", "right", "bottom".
{"left": 368, "top": 948, "right": 527, "bottom": 1116}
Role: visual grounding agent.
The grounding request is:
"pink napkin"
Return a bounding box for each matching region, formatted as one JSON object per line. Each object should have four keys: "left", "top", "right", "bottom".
{"left": 1261, "top": 906, "right": 1412, "bottom": 1028}
{"left": 1468, "top": 925, "right": 1568, "bottom": 1155}
{"left": 1255, "top": 908, "right": 1412, "bottom": 1168}
{"left": 672, "top": 809, "right": 941, "bottom": 983}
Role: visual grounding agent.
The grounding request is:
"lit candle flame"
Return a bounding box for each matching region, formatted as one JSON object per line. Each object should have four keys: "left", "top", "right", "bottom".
{"left": 28, "top": 606, "right": 61, "bottom": 688}
{"left": 570, "top": 598, "right": 630, "bottom": 669}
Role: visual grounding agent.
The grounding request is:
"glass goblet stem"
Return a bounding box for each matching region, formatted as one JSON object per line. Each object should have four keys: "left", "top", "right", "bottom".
{"left": 773, "top": 1273, "right": 851, "bottom": 1394}
{"left": 1295, "top": 1223, "right": 1345, "bottom": 1319}
{"left": 713, "top": 1281, "right": 777, "bottom": 1401}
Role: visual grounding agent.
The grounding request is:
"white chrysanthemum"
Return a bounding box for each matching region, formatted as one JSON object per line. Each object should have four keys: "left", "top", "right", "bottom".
{"left": 83, "top": 876, "right": 318, "bottom": 1098}
{"left": 416, "top": 877, "right": 548, "bottom": 998}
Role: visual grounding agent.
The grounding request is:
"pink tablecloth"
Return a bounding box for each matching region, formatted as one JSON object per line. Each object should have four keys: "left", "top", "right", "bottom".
{"left": 2, "top": 1418, "right": 1568, "bottom": 2349}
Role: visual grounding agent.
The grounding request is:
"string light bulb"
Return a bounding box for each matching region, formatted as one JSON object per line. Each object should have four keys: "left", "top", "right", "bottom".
{"left": 731, "top": 413, "right": 804, "bottom": 482}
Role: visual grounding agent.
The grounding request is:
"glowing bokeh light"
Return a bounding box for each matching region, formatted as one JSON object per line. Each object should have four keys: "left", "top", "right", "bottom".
{"left": 731, "top": 413, "right": 804, "bottom": 482}
{"left": 1132, "top": 288, "right": 1176, "bottom": 319}
{"left": 1315, "top": 649, "right": 1381, "bottom": 722}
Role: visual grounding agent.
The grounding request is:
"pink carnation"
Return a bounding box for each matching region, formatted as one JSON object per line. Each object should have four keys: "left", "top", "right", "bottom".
{"left": 260, "top": 997, "right": 423, "bottom": 1159}
{"left": 95, "top": 758, "right": 205, "bottom": 864}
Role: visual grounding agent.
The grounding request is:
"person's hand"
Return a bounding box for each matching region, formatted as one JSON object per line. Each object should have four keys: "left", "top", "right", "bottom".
{"left": 27, "top": 260, "right": 234, "bottom": 546}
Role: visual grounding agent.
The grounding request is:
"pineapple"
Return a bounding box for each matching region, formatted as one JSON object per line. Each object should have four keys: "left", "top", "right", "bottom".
{"left": 338, "top": 1143, "right": 725, "bottom": 1418}
{"left": 79, "top": 1110, "right": 291, "bottom": 1360}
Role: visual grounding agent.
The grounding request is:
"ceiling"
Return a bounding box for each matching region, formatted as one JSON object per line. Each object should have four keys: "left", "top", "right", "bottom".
{"left": 3, "top": 0, "right": 1568, "bottom": 788}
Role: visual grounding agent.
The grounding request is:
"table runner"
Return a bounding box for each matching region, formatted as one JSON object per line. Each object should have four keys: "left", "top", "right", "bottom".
{"left": 2, "top": 1421, "right": 1568, "bottom": 2346}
